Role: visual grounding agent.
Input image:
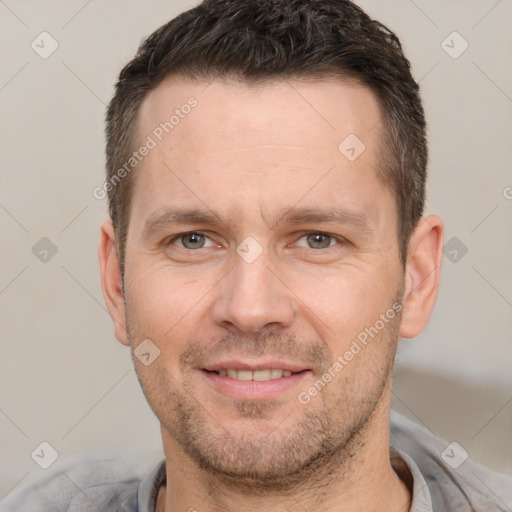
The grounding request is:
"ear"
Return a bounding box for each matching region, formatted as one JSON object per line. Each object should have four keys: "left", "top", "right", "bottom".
{"left": 98, "top": 220, "right": 129, "bottom": 346}
{"left": 399, "top": 215, "right": 444, "bottom": 339}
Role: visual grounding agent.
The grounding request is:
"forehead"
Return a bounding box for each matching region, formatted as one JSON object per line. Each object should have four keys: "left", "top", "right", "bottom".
{"left": 130, "top": 76, "right": 393, "bottom": 234}
{"left": 138, "top": 75, "right": 382, "bottom": 151}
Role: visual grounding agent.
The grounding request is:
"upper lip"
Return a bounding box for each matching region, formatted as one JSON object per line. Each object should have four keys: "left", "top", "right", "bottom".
{"left": 202, "top": 360, "right": 309, "bottom": 372}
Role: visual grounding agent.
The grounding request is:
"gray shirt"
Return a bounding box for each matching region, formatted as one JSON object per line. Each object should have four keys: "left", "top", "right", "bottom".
{"left": 2, "top": 411, "right": 510, "bottom": 511}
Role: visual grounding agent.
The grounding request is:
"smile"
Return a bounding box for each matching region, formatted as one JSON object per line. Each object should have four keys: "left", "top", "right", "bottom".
{"left": 201, "top": 364, "right": 310, "bottom": 400}
{"left": 213, "top": 368, "right": 295, "bottom": 381}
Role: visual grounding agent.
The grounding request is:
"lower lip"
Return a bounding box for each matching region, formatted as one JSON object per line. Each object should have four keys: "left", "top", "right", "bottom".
{"left": 201, "top": 370, "right": 310, "bottom": 400}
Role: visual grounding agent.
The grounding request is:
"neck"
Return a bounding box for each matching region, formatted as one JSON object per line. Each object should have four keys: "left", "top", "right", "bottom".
{"left": 158, "top": 391, "right": 411, "bottom": 512}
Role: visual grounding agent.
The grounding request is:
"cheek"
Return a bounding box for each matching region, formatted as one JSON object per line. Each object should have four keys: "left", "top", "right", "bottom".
{"left": 128, "top": 261, "right": 205, "bottom": 327}
{"left": 293, "top": 266, "right": 396, "bottom": 349}
{"left": 125, "top": 261, "right": 221, "bottom": 370}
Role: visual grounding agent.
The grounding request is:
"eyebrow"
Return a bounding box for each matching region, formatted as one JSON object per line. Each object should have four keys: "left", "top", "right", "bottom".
{"left": 276, "top": 207, "right": 374, "bottom": 234}
{"left": 141, "top": 205, "right": 374, "bottom": 240}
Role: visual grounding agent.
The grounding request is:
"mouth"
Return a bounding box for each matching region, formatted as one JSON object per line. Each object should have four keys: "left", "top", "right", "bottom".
{"left": 200, "top": 362, "right": 311, "bottom": 399}
{"left": 204, "top": 368, "right": 306, "bottom": 381}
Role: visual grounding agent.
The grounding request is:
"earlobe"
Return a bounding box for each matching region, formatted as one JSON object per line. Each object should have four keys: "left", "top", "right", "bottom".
{"left": 98, "top": 220, "right": 129, "bottom": 346}
{"left": 399, "top": 215, "right": 444, "bottom": 339}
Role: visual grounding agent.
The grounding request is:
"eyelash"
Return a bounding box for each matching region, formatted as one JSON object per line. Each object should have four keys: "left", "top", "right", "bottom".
{"left": 166, "top": 231, "right": 346, "bottom": 251}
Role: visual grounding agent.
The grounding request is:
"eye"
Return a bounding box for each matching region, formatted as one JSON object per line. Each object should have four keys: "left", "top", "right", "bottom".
{"left": 295, "top": 232, "right": 343, "bottom": 250}
{"left": 166, "top": 231, "right": 344, "bottom": 252}
{"left": 169, "top": 232, "right": 216, "bottom": 250}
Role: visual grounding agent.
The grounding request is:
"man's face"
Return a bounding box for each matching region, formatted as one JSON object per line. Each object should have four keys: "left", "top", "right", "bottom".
{"left": 123, "top": 77, "right": 405, "bottom": 482}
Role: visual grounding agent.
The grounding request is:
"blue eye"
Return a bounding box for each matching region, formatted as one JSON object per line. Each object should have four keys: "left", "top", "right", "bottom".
{"left": 167, "top": 231, "right": 343, "bottom": 251}
{"left": 296, "top": 232, "right": 340, "bottom": 249}
{"left": 170, "top": 232, "right": 215, "bottom": 249}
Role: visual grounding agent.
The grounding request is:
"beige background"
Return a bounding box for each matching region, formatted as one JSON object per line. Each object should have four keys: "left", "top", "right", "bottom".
{"left": 1, "top": 0, "right": 511, "bottom": 501}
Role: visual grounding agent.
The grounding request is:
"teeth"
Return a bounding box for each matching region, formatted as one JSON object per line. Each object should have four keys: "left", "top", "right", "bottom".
{"left": 253, "top": 370, "right": 271, "bottom": 381}
{"left": 215, "top": 369, "right": 297, "bottom": 381}
{"left": 237, "top": 370, "right": 253, "bottom": 381}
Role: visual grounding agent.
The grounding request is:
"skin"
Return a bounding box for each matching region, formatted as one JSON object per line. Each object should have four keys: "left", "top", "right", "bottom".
{"left": 99, "top": 76, "right": 443, "bottom": 512}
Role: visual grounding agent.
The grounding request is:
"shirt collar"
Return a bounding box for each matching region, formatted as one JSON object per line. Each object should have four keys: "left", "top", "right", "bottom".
{"left": 137, "top": 458, "right": 166, "bottom": 512}
{"left": 138, "top": 450, "right": 432, "bottom": 512}
{"left": 392, "top": 447, "right": 433, "bottom": 512}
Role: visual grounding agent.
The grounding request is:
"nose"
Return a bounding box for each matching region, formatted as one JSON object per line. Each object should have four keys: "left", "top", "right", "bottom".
{"left": 212, "top": 249, "right": 296, "bottom": 334}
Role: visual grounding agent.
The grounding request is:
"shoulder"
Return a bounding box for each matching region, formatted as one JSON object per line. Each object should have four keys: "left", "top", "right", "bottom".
{"left": 0, "top": 457, "right": 142, "bottom": 512}
{"left": 390, "top": 410, "right": 512, "bottom": 511}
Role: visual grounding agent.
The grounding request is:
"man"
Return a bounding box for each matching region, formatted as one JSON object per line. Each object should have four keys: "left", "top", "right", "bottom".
{"left": 3, "top": 0, "right": 510, "bottom": 511}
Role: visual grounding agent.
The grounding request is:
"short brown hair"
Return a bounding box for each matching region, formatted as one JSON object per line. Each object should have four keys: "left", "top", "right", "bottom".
{"left": 105, "top": 0, "right": 427, "bottom": 276}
